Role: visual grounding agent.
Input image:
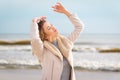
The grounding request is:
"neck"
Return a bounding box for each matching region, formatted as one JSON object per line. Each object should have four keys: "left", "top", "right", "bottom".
{"left": 48, "top": 35, "right": 57, "bottom": 42}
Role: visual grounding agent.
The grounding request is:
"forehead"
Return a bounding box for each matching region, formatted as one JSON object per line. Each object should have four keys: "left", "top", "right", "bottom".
{"left": 43, "top": 21, "right": 51, "bottom": 28}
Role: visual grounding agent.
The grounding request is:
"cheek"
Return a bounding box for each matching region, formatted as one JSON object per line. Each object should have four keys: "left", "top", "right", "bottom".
{"left": 45, "top": 30, "right": 54, "bottom": 35}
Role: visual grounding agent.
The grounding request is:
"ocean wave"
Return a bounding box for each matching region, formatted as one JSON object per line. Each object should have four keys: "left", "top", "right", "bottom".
{"left": 73, "top": 52, "right": 120, "bottom": 72}
{"left": 0, "top": 38, "right": 120, "bottom": 71}
{"left": 0, "top": 59, "right": 39, "bottom": 65}
{"left": 72, "top": 46, "right": 120, "bottom": 53}
{"left": 0, "top": 40, "right": 30, "bottom": 45}
{"left": 0, "top": 64, "right": 41, "bottom": 69}
{"left": 0, "top": 45, "right": 120, "bottom": 53}
{"left": 0, "top": 39, "right": 120, "bottom": 45}
{"left": 0, "top": 55, "right": 120, "bottom": 72}
{"left": 97, "top": 48, "right": 120, "bottom": 53}
{"left": 0, "top": 39, "right": 120, "bottom": 53}
{"left": 0, "top": 61, "right": 120, "bottom": 71}
{"left": 0, "top": 59, "right": 40, "bottom": 69}
{"left": 0, "top": 45, "right": 31, "bottom": 51}
{"left": 74, "top": 60, "right": 120, "bottom": 72}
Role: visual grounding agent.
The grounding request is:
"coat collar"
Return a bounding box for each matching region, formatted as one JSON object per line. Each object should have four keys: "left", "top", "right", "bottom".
{"left": 43, "top": 35, "right": 73, "bottom": 61}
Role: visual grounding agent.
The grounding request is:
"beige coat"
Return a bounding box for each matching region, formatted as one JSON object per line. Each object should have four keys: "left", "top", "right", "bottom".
{"left": 30, "top": 14, "right": 84, "bottom": 80}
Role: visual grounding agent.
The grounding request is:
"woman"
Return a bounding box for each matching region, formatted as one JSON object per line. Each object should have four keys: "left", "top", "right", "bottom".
{"left": 30, "top": 2, "right": 84, "bottom": 80}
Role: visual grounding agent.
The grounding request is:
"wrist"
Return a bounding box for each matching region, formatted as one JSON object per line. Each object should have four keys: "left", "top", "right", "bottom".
{"left": 63, "top": 10, "right": 71, "bottom": 17}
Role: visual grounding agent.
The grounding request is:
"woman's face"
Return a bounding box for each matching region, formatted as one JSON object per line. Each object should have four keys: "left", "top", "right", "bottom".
{"left": 42, "top": 21, "right": 59, "bottom": 37}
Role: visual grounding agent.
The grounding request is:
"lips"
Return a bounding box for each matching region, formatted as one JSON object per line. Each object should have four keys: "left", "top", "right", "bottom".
{"left": 54, "top": 29, "right": 56, "bottom": 32}
{"left": 53, "top": 28, "right": 58, "bottom": 33}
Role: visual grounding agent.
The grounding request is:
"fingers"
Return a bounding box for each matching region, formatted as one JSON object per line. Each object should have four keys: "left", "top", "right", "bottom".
{"left": 52, "top": 5, "right": 59, "bottom": 9}
{"left": 37, "top": 16, "right": 46, "bottom": 23}
{"left": 41, "top": 16, "right": 47, "bottom": 20}
{"left": 52, "top": 6, "right": 56, "bottom": 9}
{"left": 53, "top": 9, "right": 60, "bottom": 13}
{"left": 33, "top": 16, "right": 47, "bottom": 23}
{"left": 56, "top": 2, "right": 62, "bottom": 6}
{"left": 52, "top": 2, "right": 62, "bottom": 9}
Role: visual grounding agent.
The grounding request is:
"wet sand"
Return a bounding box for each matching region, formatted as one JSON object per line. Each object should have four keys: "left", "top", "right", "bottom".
{"left": 0, "top": 69, "right": 120, "bottom": 80}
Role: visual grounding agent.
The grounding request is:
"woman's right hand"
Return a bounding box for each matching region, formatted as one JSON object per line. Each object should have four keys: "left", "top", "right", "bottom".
{"left": 52, "top": 2, "right": 71, "bottom": 17}
{"left": 32, "top": 16, "right": 46, "bottom": 23}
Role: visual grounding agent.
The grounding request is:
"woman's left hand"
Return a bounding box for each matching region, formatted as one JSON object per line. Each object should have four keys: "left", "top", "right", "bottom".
{"left": 32, "top": 16, "right": 46, "bottom": 23}
{"left": 52, "top": 2, "right": 71, "bottom": 16}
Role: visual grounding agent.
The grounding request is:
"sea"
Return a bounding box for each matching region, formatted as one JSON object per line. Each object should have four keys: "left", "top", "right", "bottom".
{"left": 0, "top": 34, "right": 120, "bottom": 72}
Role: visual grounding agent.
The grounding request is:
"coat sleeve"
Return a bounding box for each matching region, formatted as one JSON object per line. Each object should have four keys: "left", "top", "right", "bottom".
{"left": 67, "top": 13, "right": 84, "bottom": 43}
{"left": 30, "top": 22, "right": 44, "bottom": 63}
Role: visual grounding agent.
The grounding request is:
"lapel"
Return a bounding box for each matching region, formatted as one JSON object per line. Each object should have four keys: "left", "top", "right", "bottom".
{"left": 44, "top": 41, "right": 63, "bottom": 61}
{"left": 43, "top": 35, "right": 73, "bottom": 61}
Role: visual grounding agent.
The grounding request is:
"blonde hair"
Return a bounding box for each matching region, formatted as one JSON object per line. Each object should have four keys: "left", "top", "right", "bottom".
{"left": 38, "top": 20, "right": 48, "bottom": 42}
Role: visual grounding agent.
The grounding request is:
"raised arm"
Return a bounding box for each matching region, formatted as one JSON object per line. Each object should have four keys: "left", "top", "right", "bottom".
{"left": 52, "top": 2, "right": 84, "bottom": 42}
{"left": 66, "top": 13, "right": 84, "bottom": 42}
{"left": 30, "top": 17, "right": 46, "bottom": 63}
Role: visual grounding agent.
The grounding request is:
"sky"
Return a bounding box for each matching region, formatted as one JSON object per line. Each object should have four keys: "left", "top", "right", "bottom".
{"left": 0, "top": 0, "right": 120, "bottom": 34}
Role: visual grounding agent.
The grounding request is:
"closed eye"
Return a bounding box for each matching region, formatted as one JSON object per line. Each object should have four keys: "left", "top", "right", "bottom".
{"left": 47, "top": 26, "right": 51, "bottom": 30}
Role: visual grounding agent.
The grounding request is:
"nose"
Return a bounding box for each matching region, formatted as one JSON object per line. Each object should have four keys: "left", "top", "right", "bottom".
{"left": 51, "top": 26, "right": 55, "bottom": 30}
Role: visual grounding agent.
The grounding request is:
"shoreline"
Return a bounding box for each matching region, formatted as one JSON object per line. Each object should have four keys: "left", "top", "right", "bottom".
{"left": 0, "top": 64, "right": 120, "bottom": 72}
{"left": 0, "top": 69, "right": 120, "bottom": 80}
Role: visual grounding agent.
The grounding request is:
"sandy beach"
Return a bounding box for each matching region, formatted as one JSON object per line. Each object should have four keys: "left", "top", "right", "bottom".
{"left": 0, "top": 69, "right": 120, "bottom": 80}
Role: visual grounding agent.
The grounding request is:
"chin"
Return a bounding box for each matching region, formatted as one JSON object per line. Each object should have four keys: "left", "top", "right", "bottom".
{"left": 56, "top": 32, "right": 59, "bottom": 35}
{"left": 55, "top": 33, "right": 59, "bottom": 36}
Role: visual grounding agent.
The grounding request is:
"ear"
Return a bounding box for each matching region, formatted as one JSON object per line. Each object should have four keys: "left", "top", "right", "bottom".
{"left": 44, "top": 34, "right": 48, "bottom": 40}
